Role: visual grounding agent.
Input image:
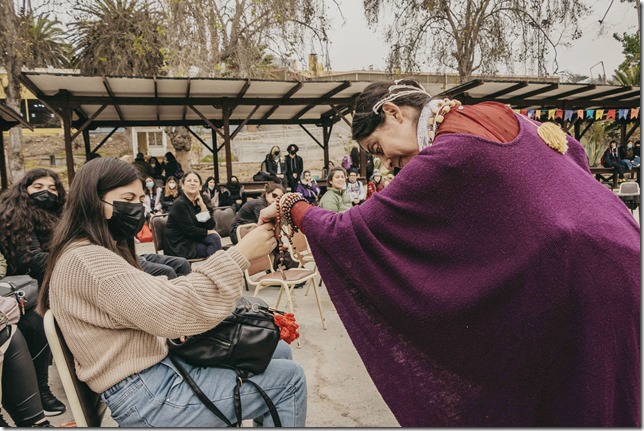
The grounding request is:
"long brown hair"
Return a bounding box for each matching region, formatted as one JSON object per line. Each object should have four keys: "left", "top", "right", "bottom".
{"left": 164, "top": 175, "right": 179, "bottom": 198}
{"left": 37, "top": 158, "right": 142, "bottom": 314}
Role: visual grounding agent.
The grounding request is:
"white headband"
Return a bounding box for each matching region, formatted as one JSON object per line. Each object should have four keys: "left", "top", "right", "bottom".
{"left": 371, "top": 80, "right": 431, "bottom": 114}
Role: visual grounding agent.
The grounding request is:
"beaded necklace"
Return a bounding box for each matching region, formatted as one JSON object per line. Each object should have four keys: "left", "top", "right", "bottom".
{"left": 417, "top": 98, "right": 462, "bottom": 151}
{"left": 274, "top": 193, "right": 305, "bottom": 277}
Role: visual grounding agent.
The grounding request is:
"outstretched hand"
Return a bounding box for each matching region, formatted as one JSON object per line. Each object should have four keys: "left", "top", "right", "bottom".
{"left": 258, "top": 202, "right": 278, "bottom": 226}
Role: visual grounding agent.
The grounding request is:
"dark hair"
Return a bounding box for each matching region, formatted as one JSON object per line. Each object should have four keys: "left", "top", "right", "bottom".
{"left": 287, "top": 144, "right": 299, "bottom": 153}
{"left": 37, "top": 158, "right": 142, "bottom": 314}
{"left": 327, "top": 167, "right": 347, "bottom": 183}
{"left": 350, "top": 147, "right": 360, "bottom": 169}
{"left": 0, "top": 169, "right": 66, "bottom": 274}
{"left": 149, "top": 156, "right": 159, "bottom": 164}
{"left": 180, "top": 171, "right": 202, "bottom": 186}
{"left": 202, "top": 176, "right": 216, "bottom": 192}
{"left": 164, "top": 151, "right": 176, "bottom": 161}
{"left": 351, "top": 79, "right": 431, "bottom": 141}
{"left": 261, "top": 182, "right": 285, "bottom": 199}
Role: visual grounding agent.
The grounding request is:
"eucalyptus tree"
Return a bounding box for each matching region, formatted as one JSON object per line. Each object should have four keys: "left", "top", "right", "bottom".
{"left": 363, "top": 0, "right": 591, "bottom": 82}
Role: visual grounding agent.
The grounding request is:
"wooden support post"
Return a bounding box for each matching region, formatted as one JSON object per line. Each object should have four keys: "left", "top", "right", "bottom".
{"left": 212, "top": 129, "right": 219, "bottom": 183}
{"left": 223, "top": 106, "right": 233, "bottom": 181}
{"left": 62, "top": 104, "right": 75, "bottom": 185}
{"left": 82, "top": 129, "right": 91, "bottom": 161}
{"left": 0, "top": 130, "right": 7, "bottom": 190}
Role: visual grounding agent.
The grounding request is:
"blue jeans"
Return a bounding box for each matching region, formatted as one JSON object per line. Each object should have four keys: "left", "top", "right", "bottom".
{"left": 101, "top": 341, "right": 306, "bottom": 427}
{"left": 195, "top": 233, "right": 222, "bottom": 258}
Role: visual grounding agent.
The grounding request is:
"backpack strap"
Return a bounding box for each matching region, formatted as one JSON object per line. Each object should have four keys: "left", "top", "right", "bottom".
{"left": 168, "top": 354, "right": 235, "bottom": 427}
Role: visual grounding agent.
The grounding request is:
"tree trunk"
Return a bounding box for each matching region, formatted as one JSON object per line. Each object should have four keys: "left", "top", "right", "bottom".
{"left": 165, "top": 126, "right": 193, "bottom": 171}
{"left": 0, "top": 0, "right": 24, "bottom": 184}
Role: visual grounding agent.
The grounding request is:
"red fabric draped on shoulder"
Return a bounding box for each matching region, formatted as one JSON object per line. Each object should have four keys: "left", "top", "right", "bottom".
{"left": 437, "top": 101, "right": 519, "bottom": 143}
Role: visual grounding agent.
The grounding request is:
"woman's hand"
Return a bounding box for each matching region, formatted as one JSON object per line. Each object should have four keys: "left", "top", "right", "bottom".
{"left": 258, "top": 202, "right": 278, "bottom": 226}
{"left": 194, "top": 194, "right": 207, "bottom": 212}
{"left": 234, "top": 223, "right": 277, "bottom": 262}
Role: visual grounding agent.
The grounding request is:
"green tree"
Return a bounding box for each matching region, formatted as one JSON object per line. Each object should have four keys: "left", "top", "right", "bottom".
{"left": 70, "top": 0, "right": 166, "bottom": 76}
{"left": 19, "top": 11, "right": 72, "bottom": 68}
{"left": 611, "top": 32, "right": 640, "bottom": 85}
{"left": 363, "top": 0, "right": 590, "bottom": 82}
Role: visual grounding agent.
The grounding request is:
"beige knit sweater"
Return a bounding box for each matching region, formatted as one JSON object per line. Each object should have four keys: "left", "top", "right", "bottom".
{"left": 49, "top": 241, "right": 250, "bottom": 393}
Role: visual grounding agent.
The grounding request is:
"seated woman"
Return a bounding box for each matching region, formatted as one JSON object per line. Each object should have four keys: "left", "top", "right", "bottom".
{"left": 37, "top": 157, "right": 306, "bottom": 427}
{"left": 219, "top": 175, "right": 246, "bottom": 212}
{"left": 164, "top": 171, "right": 222, "bottom": 259}
{"left": 318, "top": 167, "right": 352, "bottom": 213}
{"left": 160, "top": 176, "right": 181, "bottom": 213}
{"left": 295, "top": 170, "right": 320, "bottom": 205}
{"left": 201, "top": 176, "right": 220, "bottom": 209}
{"left": 0, "top": 169, "right": 67, "bottom": 417}
{"left": 143, "top": 176, "right": 162, "bottom": 219}
{"left": 229, "top": 182, "right": 285, "bottom": 245}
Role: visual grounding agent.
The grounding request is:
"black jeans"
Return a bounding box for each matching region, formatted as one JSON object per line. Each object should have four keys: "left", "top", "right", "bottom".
{"left": 2, "top": 327, "right": 45, "bottom": 426}
{"left": 195, "top": 234, "right": 223, "bottom": 258}
{"left": 139, "top": 254, "right": 192, "bottom": 279}
{"left": 16, "top": 308, "right": 51, "bottom": 393}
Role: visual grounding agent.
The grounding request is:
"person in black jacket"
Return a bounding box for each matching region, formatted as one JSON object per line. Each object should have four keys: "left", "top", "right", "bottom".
{"left": 603, "top": 140, "right": 626, "bottom": 182}
{"left": 229, "top": 183, "right": 285, "bottom": 245}
{"left": 264, "top": 146, "right": 287, "bottom": 187}
{"left": 285, "top": 144, "right": 304, "bottom": 192}
{"left": 162, "top": 151, "right": 182, "bottom": 181}
{"left": 0, "top": 169, "right": 67, "bottom": 417}
{"left": 164, "top": 171, "right": 222, "bottom": 259}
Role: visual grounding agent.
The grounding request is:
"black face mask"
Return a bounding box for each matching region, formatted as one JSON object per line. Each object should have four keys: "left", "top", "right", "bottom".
{"left": 103, "top": 200, "right": 146, "bottom": 241}
{"left": 289, "top": 150, "right": 296, "bottom": 155}
{"left": 30, "top": 190, "right": 59, "bottom": 211}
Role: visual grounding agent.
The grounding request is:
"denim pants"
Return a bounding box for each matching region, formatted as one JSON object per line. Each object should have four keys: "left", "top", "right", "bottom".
{"left": 101, "top": 341, "right": 306, "bottom": 427}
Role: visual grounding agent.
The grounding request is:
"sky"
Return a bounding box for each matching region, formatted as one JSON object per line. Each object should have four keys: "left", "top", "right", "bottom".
{"left": 324, "top": 0, "right": 639, "bottom": 80}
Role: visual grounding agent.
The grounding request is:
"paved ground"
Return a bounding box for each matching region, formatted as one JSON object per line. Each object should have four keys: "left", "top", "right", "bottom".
{"left": 42, "top": 240, "right": 399, "bottom": 427}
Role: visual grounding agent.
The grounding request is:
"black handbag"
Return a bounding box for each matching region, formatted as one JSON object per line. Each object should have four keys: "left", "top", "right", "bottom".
{"left": 167, "top": 297, "right": 284, "bottom": 427}
{"left": 0, "top": 275, "right": 39, "bottom": 315}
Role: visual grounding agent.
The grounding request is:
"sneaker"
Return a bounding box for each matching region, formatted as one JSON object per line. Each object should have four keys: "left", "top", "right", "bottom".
{"left": 40, "top": 388, "right": 66, "bottom": 417}
{"left": 32, "top": 420, "right": 54, "bottom": 427}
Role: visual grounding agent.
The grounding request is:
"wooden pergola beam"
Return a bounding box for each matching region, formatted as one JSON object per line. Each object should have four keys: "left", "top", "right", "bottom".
{"left": 102, "top": 77, "right": 124, "bottom": 122}
{"left": 291, "top": 81, "right": 351, "bottom": 120}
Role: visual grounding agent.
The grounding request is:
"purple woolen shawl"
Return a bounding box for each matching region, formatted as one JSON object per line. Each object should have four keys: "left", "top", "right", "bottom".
{"left": 301, "top": 114, "right": 640, "bottom": 427}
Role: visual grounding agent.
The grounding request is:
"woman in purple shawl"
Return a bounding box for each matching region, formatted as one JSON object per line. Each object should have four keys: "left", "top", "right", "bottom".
{"left": 260, "top": 79, "right": 640, "bottom": 427}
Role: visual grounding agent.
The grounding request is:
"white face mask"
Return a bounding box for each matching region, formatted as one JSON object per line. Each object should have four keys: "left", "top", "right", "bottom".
{"left": 169, "top": 183, "right": 176, "bottom": 189}
{"left": 195, "top": 211, "right": 211, "bottom": 223}
{"left": 627, "top": 143, "right": 633, "bottom": 149}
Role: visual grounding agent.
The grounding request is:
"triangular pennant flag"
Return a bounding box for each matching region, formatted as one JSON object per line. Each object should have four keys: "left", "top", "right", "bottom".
{"left": 555, "top": 110, "right": 564, "bottom": 119}
{"left": 528, "top": 110, "right": 535, "bottom": 119}
{"left": 577, "top": 110, "right": 584, "bottom": 119}
{"left": 630, "top": 108, "right": 639, "bottom": 119}
{"left": 535, "top": 110, "right": 542, "bottom": 120}
{"left": 513, "top": 109, "right": 521, "bottom": 114}
{"left": 606, "top": 109, "right": 616, "bottom": 120}
{"left": 548, "top": 109, "right": 556, "bottom": 120}
{"left": 564, "top": 110, "right": 574, "bottom": 121}
{"left": 586, "top": 109, "right": 595, "bottom": 119}
{"left": 520, "top": 109, "right": 528, "bottom": 116}
{"left": 618, "top": 109, "right": 629, "bottom": 120}
{"left": 595, "top": 109, "right": 604, "bottom": 120}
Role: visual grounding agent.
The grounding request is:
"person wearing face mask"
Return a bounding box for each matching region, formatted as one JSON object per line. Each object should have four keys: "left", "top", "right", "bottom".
{"left": 0, "top": 169, "right": 67, "bottom": 418}
{"left": 143, "top": 176, "right": 162, "bottom": 219}
{"left": 160, "top": 176, "right": 181, "bottom": 213}
{"left": 36, "top": 157, "right": 307, "bottom": 427}
{"left": 258, "top": 79, "right": 639, "bottom": 426}
{"left": 223, "top": 176, "right": 247, "bottom": 212}
{"left": 264, "top": 146, "right": 287, "bottom": 187}
{"left": 147, "top": 156, "right": 164, "bottom": 186}
{"left": 285, "top": 144, "right": 304, "bottom": 192}
{"left": 603, "top": 140, "right": 626, "bottom": 183}
{"left": 164, "top": 172, "right": 222, "bottom": 259}
{"left": 618, "top": 140, "right": 641, "bottom": 171}
{"left": 296, "top": 170, "right": 320, "bottom": 205}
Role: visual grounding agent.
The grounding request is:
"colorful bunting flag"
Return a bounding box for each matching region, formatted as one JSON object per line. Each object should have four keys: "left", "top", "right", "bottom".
{"left": 520, "top": 109, "right": 528, "bottom": 116}
{"left": 547, "top": 109, "right": 556, "bottom": 120}
{"left": 535, "top": 110, "right": 541, "bottom": 120}
{"left": 555, "top": 110, "right": 563, "bottom": 119}
{"left": 630, "top": 108, "right": 639, "bottom": 119}
{"left": 606, "top": 110, "right": 616, "bottom": 120}
{"left": 595, "top": 109, "right": 604, "bottom": 120}
{"left": 564, "top": 110, "right": 574, "bottom": 121}
{"left": 586, "top": 110, "right": 595, "bottom": 119}
{"left": 618, "top": 109, "right": 629, "bottom": 120}
{"left": 577, "top": 110, "right": 584, "bottom": 119}
{"left": 527, "top": 110, "right": 535, "bottom": 119}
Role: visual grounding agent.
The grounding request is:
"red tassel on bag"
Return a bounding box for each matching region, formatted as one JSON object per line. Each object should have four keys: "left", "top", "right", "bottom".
{"left": 273, "top": 312, "right": 300, "bottom": 344}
